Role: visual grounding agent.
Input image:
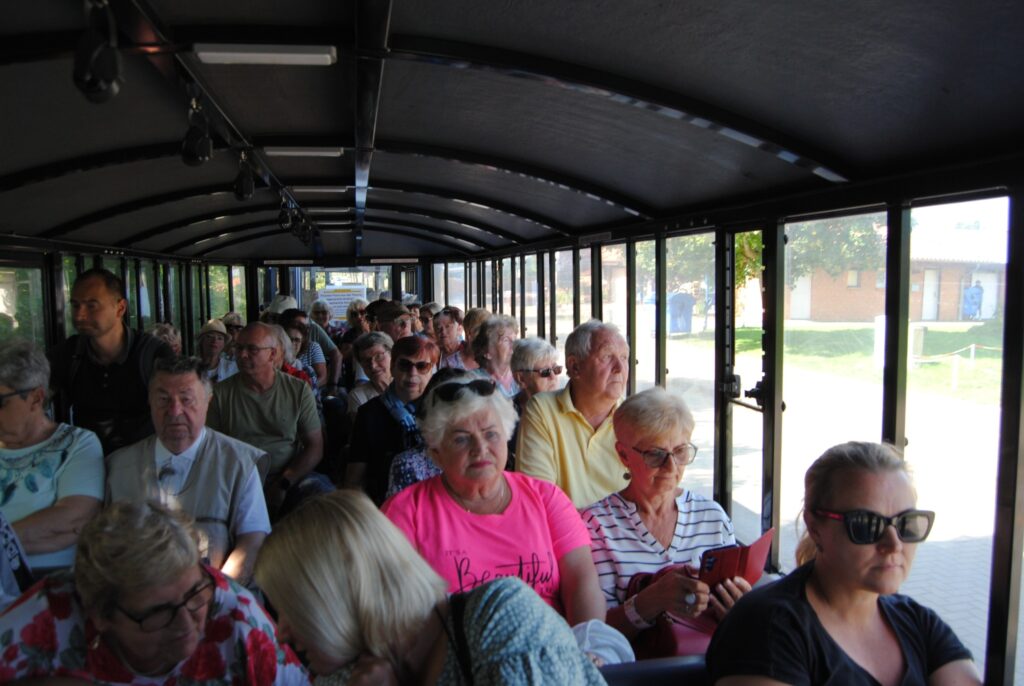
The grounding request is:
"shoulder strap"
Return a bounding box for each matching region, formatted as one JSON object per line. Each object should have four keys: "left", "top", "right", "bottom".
{"left": 449, "top": 593, "right": 474, "bottom": 685}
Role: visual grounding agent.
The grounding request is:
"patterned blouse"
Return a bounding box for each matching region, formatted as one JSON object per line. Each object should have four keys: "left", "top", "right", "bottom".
{"left": 0, "top": 565, "right": 310, "bottom": 686}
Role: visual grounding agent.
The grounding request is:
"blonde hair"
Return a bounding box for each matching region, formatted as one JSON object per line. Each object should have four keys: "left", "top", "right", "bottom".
{"left": 75, "top": 501, "right": 200, "bottom": 618}
{"left": 795, "top": 441, "right": 909, "bottom": 566}
{"left": 613, "top": 387, "right": 694, "bottom": 443}
{"left": 255, "top": 491, "right": 447, "bottom": 674}
{"left": 462, "top": 307, "right": 492, "bottom": 341}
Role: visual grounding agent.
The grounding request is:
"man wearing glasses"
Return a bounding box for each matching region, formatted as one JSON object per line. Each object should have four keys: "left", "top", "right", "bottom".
{"left": 206, "top": 322, "right": 326, "bottom": 519}
{"left": 516, "top": 320, "right": 631, "bottom": 508}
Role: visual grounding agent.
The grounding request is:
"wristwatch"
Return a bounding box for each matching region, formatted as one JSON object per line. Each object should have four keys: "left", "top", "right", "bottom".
{"left": 624, "top": 594, "right": 655, "bottom": 629}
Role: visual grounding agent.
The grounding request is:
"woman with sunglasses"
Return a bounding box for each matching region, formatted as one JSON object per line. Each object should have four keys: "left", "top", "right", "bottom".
{"left": 511, "top": 337, "right": 563, "bottom": 414}
{"left": 0, "top": 500, "right": 308, "bottom": 685}
{"left": 582, "top": 387, "right": 749, "bottom": 651}
{"left": 347, "top": 335, "right": 439, "bottom": 505}
{"left": 381, "top": 375, "right": 606, "bottom": 629}
{"left": 707, "top": 442, "right": 980, "bottom": 686}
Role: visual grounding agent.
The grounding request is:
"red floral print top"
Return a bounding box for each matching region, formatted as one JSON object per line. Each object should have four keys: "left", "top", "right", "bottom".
{"left": 0, "top": 565, "right": 310, "bottom": 686}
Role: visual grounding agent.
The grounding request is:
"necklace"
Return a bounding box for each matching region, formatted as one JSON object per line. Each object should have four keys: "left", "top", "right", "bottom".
{"left": 441, "top": 475, "right": 510, "bottom": 514}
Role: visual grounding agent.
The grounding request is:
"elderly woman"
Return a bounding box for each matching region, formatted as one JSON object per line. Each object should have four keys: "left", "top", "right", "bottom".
{"left": 256, "top": 490, "right": 605, "bottom": 685}
{"left": 434, "top": 306, "right": 475, "bottom": 371}
{"left": 708, "top": 442, "right": 980, "bottom": 685}
{"left": 197, "top": 318, "right": 238, "bottom": 382}
{"left": 0, "top": 340, "right": 103, "bottom": 572}
{"left": 471, "top": 314, "right": 520, "bottom": 398}
{"left": 347, "top": 331, "right": 393, "bottom": 423}
{"left": 285, "top": 320, "right": 328, "bottom": 389}
{"left": 0, "top": 500, "right": 308, "bottom": 684}
{"left": 345, "top": 298, "right": 369, "bottom": 335}
{"left": 347, "top": 335, "right": 438, "bottom": 505}
{"left": 418, "top": 302, "right": 442, "bottom": 338}
{"left": 582, "top": 387, "right": 750, "bottom": 645}
{"left": 150, "top": 323, "right": 182, "bottom": 355}
{"left": 382, "top": 375, "right": 605, "bottom": 627}
{"left": 310, "top": 298, "right": 346, "bottom": 341}
{"left": 511, "top": 336, "right": 562, "bottom": 415}
{"left": 270, "top": 325, "right": 317, "bottom": 394}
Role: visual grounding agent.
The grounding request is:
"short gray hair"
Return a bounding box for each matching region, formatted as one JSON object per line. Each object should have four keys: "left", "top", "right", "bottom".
{"left": 269, "top": 324, "right": 297, "bottom": 365}
{"left": 470, "top": 314, "right": 518, "bottom": 361}
{"left": 613, "top": 387, "right": 695, "bottom": 442}
{"left": 565, "top": 319, "right": 626, "bottom": 361}
{"left": 0, "top": 339, "right": 49, "bottom": 391}
{"left": 418, "top": 377, "right": 519, "bottom": 449}
{"left": 310, "top": 299, "right": 332, "bottom": 314}
{"left": 353, "top": 331, "right": 394, "bottom": 357}
{"left": 511, "top": 337, "right": 558, "bottom": 372}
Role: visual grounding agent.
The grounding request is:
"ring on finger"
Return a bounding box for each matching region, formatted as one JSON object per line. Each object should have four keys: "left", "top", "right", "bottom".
{"left": 684, "top": 592, "right": 697, "bottom": 607}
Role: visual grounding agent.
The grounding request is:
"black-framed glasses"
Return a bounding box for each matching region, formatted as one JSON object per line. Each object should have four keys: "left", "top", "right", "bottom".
{"left": 395, "top": 358, "right": 433, "bottom": 373}
{"left": 236, "top": 344, "right": 274, "bottom": 356}
{"left": 0, "top": 388, "right": 35, "bottom": 408}
{"left": 433, "top": 379, "right": 497, "bottom": 403}
{"left": 631, "top": 443, "right": 698, "bottom": 469}
{"left": 116, "top": 571, "right": 214, "bottom": 632}
{"left": 814, "top": 508, "right": 935, "bottom": 545}
{"left": 517, "top": 365, "right": 563, "bottom": 378}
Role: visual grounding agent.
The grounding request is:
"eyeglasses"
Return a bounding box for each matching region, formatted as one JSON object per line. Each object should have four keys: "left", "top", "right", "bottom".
{"left": 631, "top": 443, "right": 698, "bottom": 469}
{"left": 351, "top": 309, "right": 367, "bottom": 317}
{"left": 236, "top": 344, "right": 274, "bottom": 356}
{"left": 814, "top": 508, "right": 935, "bottom": 545}
{"left": 395, "top": 358, "right": 433, "bottom": 373}
{"left": 517, "top": 365, "right": 563, "bottom": 378}
{"left": 116, "top": 571, "right": 214, "bottom": 632}
{"left": 225, "top": 325, "right": 244, "bottom": 332}
{"left": 433, "top": 378, "right": 497, "bottom": 402}
{"left": 0, "top": 387, "right": 35, "bottom": 408}
{"left": 363, "top": 351, "right": 390, "bottom": 366}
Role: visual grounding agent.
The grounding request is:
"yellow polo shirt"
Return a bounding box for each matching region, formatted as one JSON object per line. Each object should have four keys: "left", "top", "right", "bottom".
{"left": 516, "top": 384, "right": 627, "bottom": 508}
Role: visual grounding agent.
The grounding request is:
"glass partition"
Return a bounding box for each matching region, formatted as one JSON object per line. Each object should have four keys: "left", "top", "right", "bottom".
{"left": 600, "top": 244, "right": 627, "bottom": 331}
{"left": 0, "top": 266, "right": 45, "bottom": 348}
{"left": 433, "top": 263, "right": 446, "bottom": 306}
{"left": 447, "top": 262, "right": 466, "bottom": 311}
{"left": 62, "top": 255, "right": 78, "bottom": 337}
{"left": 209, "top": 265, "right": 230, "bottom": 320}
{"left": 523, "top": 254, "right": 538, "bottom": 337}
{"left": 230, "top": 265, "right": 247, "bottom": 316}
{"left": 501, "top": 258, "right": 512, "bottom": 315}
{"left": 553, "top": 250, "right": 574, "bottom": 351}
{"left": 466, "top": 262, "right": 476, "bottom": 308}
{"left": 139, "top": 260, "right": 158, "bottom": 331}
{"left": 634, "top": 240, "right": 657, "bottom": 391}
{"left": 579, "top": 247, "right": 593, "bottom": 323}
{"left": 484, "top": 260, "right": 494, "bottom": 311}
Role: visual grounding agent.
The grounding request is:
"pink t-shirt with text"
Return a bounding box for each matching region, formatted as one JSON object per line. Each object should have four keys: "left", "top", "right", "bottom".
{"left": 382, "top": 471, "right": 589, "bottom": 613}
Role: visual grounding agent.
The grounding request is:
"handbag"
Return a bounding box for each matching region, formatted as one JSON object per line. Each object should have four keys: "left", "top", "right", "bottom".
{"left": 624, "top": 565, "right": 718, "bottom": 659}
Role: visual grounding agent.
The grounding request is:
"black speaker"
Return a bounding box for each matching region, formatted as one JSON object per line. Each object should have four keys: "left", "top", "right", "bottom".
{"left": 72, "top": 3, "right": 122, "bottom": 103}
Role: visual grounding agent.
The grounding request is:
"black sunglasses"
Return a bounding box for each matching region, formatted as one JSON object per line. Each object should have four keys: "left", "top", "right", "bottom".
{"left": 395, "top": 358, "right": 433, "bottom": 373}
{"left": 814, "top": 508, "right": 935, "bottom": 545}
{"left": 433, "top": 379, "right": 497, "bottom": 403}
{"left": 517, "top": 365, "right": 563, "bottom": 378}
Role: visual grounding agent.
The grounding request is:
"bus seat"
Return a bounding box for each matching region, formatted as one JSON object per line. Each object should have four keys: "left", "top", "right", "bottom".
{"left": 600, "top": 655, "right": 711, "bottom": 686}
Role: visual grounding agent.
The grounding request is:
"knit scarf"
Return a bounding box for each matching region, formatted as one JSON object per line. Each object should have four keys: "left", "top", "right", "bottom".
{"left": 380, "top": 384, "right": 424, "bottom": 451}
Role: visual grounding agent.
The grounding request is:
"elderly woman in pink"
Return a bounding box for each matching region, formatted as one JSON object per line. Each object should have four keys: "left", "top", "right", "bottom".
{"left": 382, "top": 376, "right": 604, "bottom": 625}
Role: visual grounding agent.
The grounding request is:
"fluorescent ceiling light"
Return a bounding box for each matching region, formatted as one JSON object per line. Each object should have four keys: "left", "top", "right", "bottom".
{"left": 291, "top": 186, "right": 351, "bottom": 193}
{"left": 264, "top": 146, "right": 345, "bottom": 158}
{"left": 194, "top": 43, "right": 337, "bottom": 66}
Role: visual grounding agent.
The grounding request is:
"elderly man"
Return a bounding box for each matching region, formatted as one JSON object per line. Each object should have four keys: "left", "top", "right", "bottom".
{"left": 105, "top": 357, "right": 270, "bottom": 585}
{"left": 516, "top": 320, "right": 631, "bottom": 507}
{"left": 48, "top": 268, "right": 174, "bottom": 454}
{"left": 375, "top": 301, "right": 416, "bottom": 343}
{"left": 347, "top": 331, "right": 393, "bottom": 422}
{"left": 197, "top": 318, "right": 238, "bottom": 382}
{"left": 206, "top": 322, "right": 326, "bottom": 518}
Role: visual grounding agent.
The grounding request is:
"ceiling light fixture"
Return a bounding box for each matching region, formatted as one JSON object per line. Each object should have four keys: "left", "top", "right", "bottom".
{"left": 233, "top": 150, "right": 255, "bottom": 201}
{"left": 263, "top": 146, "right": 345, "bottom": 158}
{"left": 193, "top": 43, "right": 337, "bottom": 66}
{"left": 181, "top": 99, "right": 212, "bottom": 167}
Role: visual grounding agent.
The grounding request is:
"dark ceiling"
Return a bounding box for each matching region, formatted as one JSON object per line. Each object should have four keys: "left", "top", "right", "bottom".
{"left": 2, "top": 0, "right": 1023, "bottom": 261}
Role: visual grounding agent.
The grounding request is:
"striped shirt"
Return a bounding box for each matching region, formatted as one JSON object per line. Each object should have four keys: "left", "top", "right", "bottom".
{"left": 582, "top": 490, "right": 735, "bottom": 607}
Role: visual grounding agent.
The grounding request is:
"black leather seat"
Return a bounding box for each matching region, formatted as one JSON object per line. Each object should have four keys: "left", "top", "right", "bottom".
{"left": 600, "top": 655, "right": 711, "bottom": 686}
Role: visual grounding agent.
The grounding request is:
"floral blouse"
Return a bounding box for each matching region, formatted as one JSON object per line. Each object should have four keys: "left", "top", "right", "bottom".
{"left": 0, "top": 565, "right": 310, "bottom": 686}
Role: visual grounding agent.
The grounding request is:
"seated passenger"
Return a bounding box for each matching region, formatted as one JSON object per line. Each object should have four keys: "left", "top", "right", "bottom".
{"left": 284, "top": 319, "right": 327, "bottom": 390}
{"left": 0, "top": 340, "right": 103, "bottom": 573}
{"left": 271, "top": 324, "right": 317, "bottom": 395}
{"left": 516, "top": 319, "right": 630, "bottom": 507}
{"left": 206, "top": 322, "right": 327, "bottom": 519}
{"left": 471, "top": 314, "right": 520, "bottom": 398}
{"left": 346, "top": 331, "right": 394, "bottom": 423}
{"left": 435, "top": 306, "right": 477, "bottom": 371}
{"left": 582, "top": 388, "right": 749, "bottom": 645}
{"left": 0, "top": 500, "right": 308, "bottom": 685}
{"left": 418, "top": 301, "right": 442, "bottom": 339}
{"left": 346, "top": 335, "right": 438, "bottom": 505}
{"left": 150, "top": 322, "right": 182, "bottom": 356}
{"left": 707, "top": 442, "right": 981, "bottom": 686}
{"left": 256, "top": 490, "right": 605, "bottom": 685}
{"left": 344, "top": 298, "right": 370, "bottom": 337}
{"left": 381, "top": 376, "right": 605, "bottom": 625}
{"left": 106, "top": 357, "right": 270, "bottom": 586}
{"left": 197, "top": 318, "right": 238, "bottom": 382}
{"left": 310, "top": 298, "right": 346, "bottom": 341}
{"left": 511, "top": 336, "right": 562, "bottom": 417}
{"left": 376, "top": 301, "right": 417, "bottom": 343}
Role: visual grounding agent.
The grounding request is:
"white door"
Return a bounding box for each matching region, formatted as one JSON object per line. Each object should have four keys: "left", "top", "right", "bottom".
{"left": 922, "top": 269, "right": 939, "bottom": 321}
{"left": 789, "top": 274, "right": 811, "bottom": 320}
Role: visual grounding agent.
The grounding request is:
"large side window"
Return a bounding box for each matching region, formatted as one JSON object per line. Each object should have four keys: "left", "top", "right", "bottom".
{"left": 0, "top": 265, "right": 45, "bottom": 348}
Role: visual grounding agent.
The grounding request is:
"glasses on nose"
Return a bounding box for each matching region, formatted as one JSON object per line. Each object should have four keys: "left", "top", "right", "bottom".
{"left": 366, "top": 351, "right": 390, "bottom": 366}
{"left": 518, "top": 365, "right": 563, "bottom": 378}
{"left": 0, "top": 388, "right": 35, "bottom": 408}
{"left": 225, "top": 325, "right": 243, "bottom": 332}
{"left": 395, "top": 358, "right": 433, "bottom": 373}
{"left": 237, "top": 345, "right": 274, "bottom": 356}
{"left": 289, "top": 337, "right": 302, "bottom": 344}
{"left": 814, "top": 508, "right": 935, "bottom": 545}
{"left": 116, "top": 571, "right": 214, "bottom": 632}
{"left": 631, "top": 443, "right": 698, "bottom": 469}
{"left": 433, "top": 379, "right": 497, "bottom": 403}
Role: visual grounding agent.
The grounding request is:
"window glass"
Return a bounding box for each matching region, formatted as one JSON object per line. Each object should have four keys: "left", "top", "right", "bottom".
{"left": 101, "top": 257, "right": 122, "bottom": 279}
{"left": 523, "top": 254, "right": 538, "bottom": 337}
{"left": 466, "top": 262, "right": 476, "bottom": 308}
{"left": 191, "top": 265, "right": 204, "bottom": 336}
{"left": 635, "top": 240, "right": 657, "bottom": 391}
{"left": 433, "top": 263, "right": 446, "bottom": 306}
{"left": 579, "top": 247, "right": 593, "bottom": 322}
{"left": 62, "top": 256, "right": 78, "bottom": 337}
{"left": 484, "top": 260, "right": 494, "bottom": 311}
{"left": 209, "top": 265, "right": 230, "bottom": 319}
{"left": 0, "top": 266, "right": 45, "bottom": 348}
{"left": 779, "top": 212, "right": 887, "bottom": 565}
{"left": 231, "top": 265, "right": 247, "bottom": 317}
{"left": 901, "top": 197, "right": 1008, "bottom": 676}
{"left": 140, "top": 260, "right": 158, "bottom": 332}
{"left": 447, "top": 262, "right": 466, "bottom": 311}
{"left": 665, "top": 233, "right": 716, "bottom": 500}
{"left": 601, "top": 244, "right": 627, "bottom": 331}
{"left": 124, "top": 261, "right": 137, "bottom": 330}
{"left": 553, "top": 250, "right": 574, "bottom": 353}
{"left": 502, "top": 258, "right": 512, "bottom": 315}
{"left": 167, "top": 264, "right": 183, "bottom": 336}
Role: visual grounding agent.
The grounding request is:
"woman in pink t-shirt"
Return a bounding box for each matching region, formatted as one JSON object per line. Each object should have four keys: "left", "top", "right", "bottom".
{"left": 382, "top": 374, "right": 605, "bottom": 625}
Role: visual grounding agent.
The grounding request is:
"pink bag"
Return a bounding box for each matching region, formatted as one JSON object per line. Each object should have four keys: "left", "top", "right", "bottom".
{"left": 624, "top": 565, "right": 718, "bottom": 659}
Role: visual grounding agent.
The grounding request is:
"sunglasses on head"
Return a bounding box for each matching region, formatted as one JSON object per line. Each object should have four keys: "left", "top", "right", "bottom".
{"left": 518, "top": 365, "right": 562, "bottom": 378}
{"left": 395, "top": 358, "right": 433, "bottom": 373}
{"left": 433, "top": 378, "right": 497, "bottom": 403}
{"left": 814, "top": 508, "right": 935, "bottom": 545}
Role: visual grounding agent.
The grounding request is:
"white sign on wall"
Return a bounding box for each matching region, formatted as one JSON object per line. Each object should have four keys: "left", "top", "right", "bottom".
{"left": 318, "top": 285, "right": 367, "bottom": 321}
